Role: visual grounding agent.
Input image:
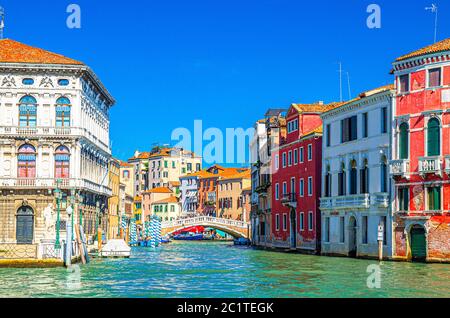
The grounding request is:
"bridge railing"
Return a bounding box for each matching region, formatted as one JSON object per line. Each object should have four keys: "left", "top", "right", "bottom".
{"left": 161, "top": 216, "right": 249, "bottom": 229}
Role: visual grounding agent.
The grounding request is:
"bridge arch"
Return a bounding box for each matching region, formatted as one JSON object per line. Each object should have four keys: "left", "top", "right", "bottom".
{"left": 161, "top": 217, "right": 250, "bottom": 239}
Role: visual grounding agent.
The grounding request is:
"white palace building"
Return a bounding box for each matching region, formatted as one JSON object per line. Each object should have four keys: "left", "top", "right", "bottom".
{"left": 0, "top": 39, "right": 115, "bottom": 259}
{"left": 320, "top": 85, "right": 395, "bottom": 259}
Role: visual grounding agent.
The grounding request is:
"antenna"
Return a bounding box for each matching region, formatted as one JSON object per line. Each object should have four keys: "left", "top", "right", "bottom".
{"left": 0, "top": 6, "right": 5, "bottom": 40}
{"left": 425, "top": 4, "right": 438, "bottom": 43}
{"left": 346, "top": 72, "right": 352, "bottom": 100}
{"left": 339, "top": 62, "right": 343, "bottom": 102}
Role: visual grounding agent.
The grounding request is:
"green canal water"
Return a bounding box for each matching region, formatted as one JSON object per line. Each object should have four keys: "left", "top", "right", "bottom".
{"left": 0, "top": 241, "right": 449, "bottom": 298}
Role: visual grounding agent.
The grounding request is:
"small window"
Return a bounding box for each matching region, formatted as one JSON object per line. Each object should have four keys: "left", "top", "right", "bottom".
{"left": 324, "top": 217, "right": 330, "bottom": 242}
{"left": 399, "top": 74, "right": 409, "bottom": 93}
{"left": 428, "top": 68, "right": 441, "bottom": 88}
{"left": 58, "top": 79, "right": 70, "bottom": 86}
{"left": 275, "top": 155, "right": 279, "bottom": 170}
{"left": 362, "top": 113, "right": 368, "bottom": 138}
{"left": 326, "top": 124, "right": 331, "bottom": 147}
{"left": 275, "top": 183, "right": 279, "bottom": 200}
{"left": 282, "top": 153, "right": 287, "bottom": 168}
{"left": 300, "top": 212, "right": 304, "bottom": 231}
{"left": 293, "top": 149, "right": 298, "bottom": 165}
{"left": 282, "top": 182, "right": 287, "bottom": 195}
{"left": 22, "top": 78, "right": 34, "bottom": 85}
{"left": 398, "top": 187, "right": 409, "bottom": 211}
{"left": 381, "top": 107, "right": 388, "bottom": 134}
{"left": 283, "top": 214, "right": 288, "bottom": 231}
{"left": 307, "top": 144, "right": 313, "bottom": 161}
{"left": 275, "top": 214, "right": 280, "bottom": 231}
{"left": 288, "top": 151, "right": 292, "bottom": 166}
{"left": 299, "top": 147, "right": 304, "bottom": 163}
{"left": 362, "top": 216, "right": 368, "bottom": 244}
{"left": 340, "top": 217, "right": 345, "bottom": 243}
{"left": 308, "top": 177, "right": 313, "bottom": 196}
{"left": 299, "top": 179, "right": 304, "bottom": 197}
{"left": 308, "top": 212, "right": 313, "bottom": 231}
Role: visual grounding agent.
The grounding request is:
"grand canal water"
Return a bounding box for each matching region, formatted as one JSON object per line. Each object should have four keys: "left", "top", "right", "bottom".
{"left": 0, "top": 241, "right": 449, "bottom": 298}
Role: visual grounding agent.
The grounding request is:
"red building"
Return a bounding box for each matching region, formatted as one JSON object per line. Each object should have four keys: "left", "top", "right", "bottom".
{"left": 391, "top": 38, "right": 450, "bottom": 262}
{"left": 271, "top": 102, "right": 340, "bottom": 253}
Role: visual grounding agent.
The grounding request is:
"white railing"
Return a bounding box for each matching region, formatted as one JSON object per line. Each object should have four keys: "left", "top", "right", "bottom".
{"left": 390, "top": 159, "right": 410, "bottom": 176}
{"left": 320, "top": 194, "right": 370, "bottom": 210}
{"left": 446, "top": 156, "right": 450, "bottom": 174}
{"left": 419, "top": 156, "right": 442, "bottom": 175}
{"left": 371, "top": 193, "right": 389, "bottom": 208}
{"left": 161, "top": 216, "right": 249, "bottom": 229}
{"left": 0, "top": 178, "right": 112, "bottom": 196}
{"left": 0, "top": 126, "right": 110, "bottom": 154}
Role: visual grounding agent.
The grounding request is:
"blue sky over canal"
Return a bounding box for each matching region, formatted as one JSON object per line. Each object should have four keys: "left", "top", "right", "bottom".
{"left": 1, "top": 0, "right": 450, "bottom": 163}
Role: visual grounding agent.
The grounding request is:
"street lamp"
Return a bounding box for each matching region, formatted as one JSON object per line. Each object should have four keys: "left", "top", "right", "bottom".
{"left": 54, "top": 179, "right": 63, "bottom": 249}
{"left": 65, "top": 205, "right": 73, "bottom": 267}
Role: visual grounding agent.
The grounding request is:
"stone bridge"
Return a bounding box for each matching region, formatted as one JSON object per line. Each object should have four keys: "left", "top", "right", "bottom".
{"left": 161, "top": 216, "right": 250, "bottom": 239}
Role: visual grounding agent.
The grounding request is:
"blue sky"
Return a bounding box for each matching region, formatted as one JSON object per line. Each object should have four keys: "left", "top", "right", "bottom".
{"left": 1, "top": 0, "right": 449, "bottom": 163}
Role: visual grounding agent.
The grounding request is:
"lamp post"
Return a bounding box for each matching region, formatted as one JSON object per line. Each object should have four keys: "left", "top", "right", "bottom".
{"left": 54, "top": 179, "right": 62, "bottom": 249}
{"left": 65, "top": 205, "right": 73, "bottom": 267}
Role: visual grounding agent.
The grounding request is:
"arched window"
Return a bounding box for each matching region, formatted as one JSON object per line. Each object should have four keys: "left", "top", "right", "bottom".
{"left": 350, "top": 160, "right": 358, "bottom": 195}
{"left": 18, "top": 144, "right": 36, "bottom": 178}
{"left": 380, "top": 156, "right": 388, "bottom": 193}
{"left": 55, "top": 146, "right": 70, "bottom": 178}
{"left": 360, "top": 159, "right": 369, "bottom": 194}
{"left": 338, "top": 163, "right": 346, "bottom": 196}
{"left": 56, "top": 97, "right": 71, "bottom": 127}
{"left": 427, "top": 118, "right": 440, "bottom": 156}
{"left": 19, "top": 96, "right": 37, "bottom": 127}
{"left": 324, "top": 165, "right": 332, "bottom": 197}
{"left": 399, "top": 123, "right": 409, "bottom": 159}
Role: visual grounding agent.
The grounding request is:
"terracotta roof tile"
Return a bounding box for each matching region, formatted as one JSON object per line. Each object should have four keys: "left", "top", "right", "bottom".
{"left": 396, "top": 38, "right": 450, "bottom": 62}
{"left": 145, "top": 187, "right": 173, "bottom": 194}
{"left": 0, "top": 39, "right": 84, "bottom": 65}
{"left": 152, "top": 196, "right": 179, "bottom": 204}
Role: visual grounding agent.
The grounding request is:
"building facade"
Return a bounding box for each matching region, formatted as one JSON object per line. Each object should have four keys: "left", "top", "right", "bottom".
{"left": 179, "top": 172, "right": 201, "bottom": 216}
{"left": 107, "top": 158, "right": 120, "bottom": 239}
{"left": 271, "top": 103, "right": 337, "bottom": 253}
{"left": 217, "top": 170, "right": 251, "bottom": 221}
{"left": 320, "top": 86, "right": 395, "bottom": 259}
{"left": 250, "top": 111, "right": 287, "bottom": 247}
{"left": 0, "top": 39, "right": 114, "bottom": 256}
{"left": 391, "top": 39, "right": 450, "bottom": 262}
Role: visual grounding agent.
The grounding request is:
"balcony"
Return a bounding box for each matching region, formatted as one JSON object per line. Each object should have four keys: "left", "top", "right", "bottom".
{"left": 371, "top": 193, "right": 389, "bottom": 208}
{"left": 418, "top": 156, "right": 442, "bottom": 177}
{"left": 0, "top": 178, "right": 112, "bottom": 196}
{"left": 446, "top": 156, "right": 450, "bottom": 175}
{"left": 320, "top": 194, "right": 370, "bottom": 210}
{"left": 281, "top": 193, "right": 297, "bottom": 208}
{"left": 390, "top": 159, "right": 410, "bottom": 179}
{"left": 255, "top": 182, "right": 271, "bottom": 195}
{"left": 0, "top": 126, "right": 110, "bottom": 154}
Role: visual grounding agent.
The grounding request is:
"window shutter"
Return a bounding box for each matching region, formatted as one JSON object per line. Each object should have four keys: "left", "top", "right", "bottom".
{"left": 427, "top": 119, "right": 440, "bottom": 156}
{"left": 399, "top": 124, "right": 409, "bottom": 159}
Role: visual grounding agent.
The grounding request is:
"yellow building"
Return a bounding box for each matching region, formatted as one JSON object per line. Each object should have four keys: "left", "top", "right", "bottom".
{"left": 217, "top": 169, "right": 251, "bottom": 221}
{"left": 108, "top": 158, "right": 121, "bottom": 239}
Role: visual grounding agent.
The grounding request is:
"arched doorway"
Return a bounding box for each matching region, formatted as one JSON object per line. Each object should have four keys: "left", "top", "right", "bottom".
{"left": 16, "top": 206, "right": 34, "bottom": 244}
{"left": 348, "top": 216, "right": 357, "bottom": 257}
{"left": 290, "top": 209, "right": 297, "bottom": 249}
{"left": 410, "top": 225, "right": 427, "bottom": 262}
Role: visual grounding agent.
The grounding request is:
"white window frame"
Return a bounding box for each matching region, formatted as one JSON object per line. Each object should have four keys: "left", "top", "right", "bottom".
{"left": 290, "top": 177, "right": 296, "bottom": 194}
{"left": 275, "top": 183, "right": 280, "bottom": 200}
{"left": 300, "top": 147, "right": 304, "bottom": 163}
{"left": 293, "top": 149, "right": 298, "bottom": 165}
{"left": 308, "top": 177, "right": 313, "bottom": 196}
{"left": 282, "top": 213, "right": 288, "bottom": 231}
{"left": 288, "top": 150, "right": 292, "bottom": 166}
{"left": 300, "top": 179, "right": 304, "bottom": 197}
{"left": 308, "top": 211, "right": 313, "bottom": 231}
{"left": 307, "top": 144, "right": 313, "bottom": 161}
{"left": 282, "top": 152, "right": 287, "bottom": 168}
{"left": 275, "top": 154, "right": 279, "bottom": 170}
{"left": 282, "top": 182, "right": 287, "bottom": 196}
{"left": 300, "top": 212, "right": 304, "bottom": 231}
{"left": 275, "top": 214, "right": 280, "bottom": 231}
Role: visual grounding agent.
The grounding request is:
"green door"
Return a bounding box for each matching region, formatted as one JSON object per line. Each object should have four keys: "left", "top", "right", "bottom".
{"left": 410, "top": 226, "right": 426, "bottom": 261}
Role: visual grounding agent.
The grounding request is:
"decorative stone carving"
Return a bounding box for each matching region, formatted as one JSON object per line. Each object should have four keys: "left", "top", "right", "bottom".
{"left": 43, "top": 204, "right": 56, "bottom": 239}
{"left": 1, "top": 75, "right": 16, "bottom": 87}
{"left": 39, "top": 76, "right": 54, "bottom": 88}
{"left": 413, "top": 185, "right": 424, "bottom": 211}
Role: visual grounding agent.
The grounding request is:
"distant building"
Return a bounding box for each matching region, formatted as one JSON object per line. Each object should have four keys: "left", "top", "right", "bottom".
{"left": 179, "top": 172, "right": 202, "bottom": 216}
{"left": 142, "top": 187, "right": 174, "bottom": 223}
{"left": 217, "top": 170, "right": 251, "bottom": 221}
{"left": 151, "top": 196, "right": 181, "bottom": 222}
{"left": 320, "top": 86, "right": 395, "bottom": 259}
{"left": 108, "top": 158, "right": 121, "bottom": 239}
